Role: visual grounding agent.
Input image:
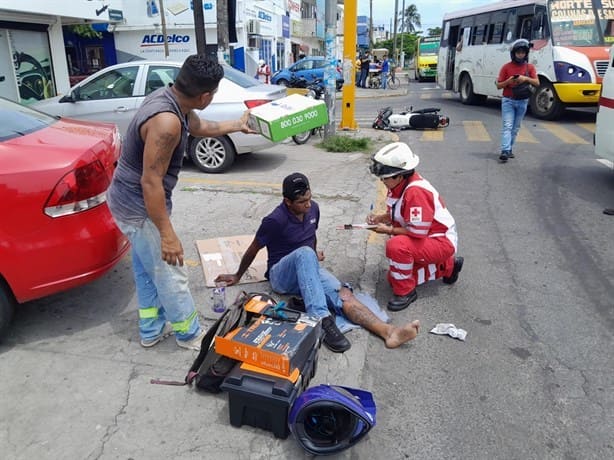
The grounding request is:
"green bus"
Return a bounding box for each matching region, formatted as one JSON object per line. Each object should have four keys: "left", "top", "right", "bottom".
{"left": 414, "top": 36, "right": 440, "bottom": 81}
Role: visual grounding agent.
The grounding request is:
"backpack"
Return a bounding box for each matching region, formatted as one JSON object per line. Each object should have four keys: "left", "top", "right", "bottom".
{"left": 185, "top": 291, "right": 277, "bottom": 393}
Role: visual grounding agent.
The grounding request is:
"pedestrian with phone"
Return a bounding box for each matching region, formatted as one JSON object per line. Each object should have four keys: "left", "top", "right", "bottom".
{"left": 495, "top": 39, "right": 539, "bottom": 163}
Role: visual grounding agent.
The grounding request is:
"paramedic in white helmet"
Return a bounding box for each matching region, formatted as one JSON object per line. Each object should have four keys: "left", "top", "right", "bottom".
{"left": 367, "top": 142, "right": 464, "bottom": 311}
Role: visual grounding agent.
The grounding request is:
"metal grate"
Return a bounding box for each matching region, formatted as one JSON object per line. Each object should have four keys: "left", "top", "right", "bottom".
{"left": 595, "top": 60, "right": 610, "bottom": 77}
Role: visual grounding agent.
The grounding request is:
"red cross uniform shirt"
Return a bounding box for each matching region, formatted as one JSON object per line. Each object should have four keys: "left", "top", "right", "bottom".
{"left": 386, "top": 173, "right": 458, "bottom": 250}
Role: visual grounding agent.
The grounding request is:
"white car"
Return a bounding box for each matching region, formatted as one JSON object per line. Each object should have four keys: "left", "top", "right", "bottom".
{"left": 32, "top": 61, "right": 286, "bottom": 173}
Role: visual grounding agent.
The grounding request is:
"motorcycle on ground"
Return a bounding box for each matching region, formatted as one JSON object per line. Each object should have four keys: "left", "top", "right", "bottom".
{"left": 372, "top": 106, "right": 450, "bottom": 131}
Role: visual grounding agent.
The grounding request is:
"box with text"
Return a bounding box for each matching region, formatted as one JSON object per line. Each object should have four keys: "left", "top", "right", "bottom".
{"left": 215, "top": 315, "right": 321, "bottom": 376}
{"left": 248, "top": 94, "right": 328, "bottom": 142}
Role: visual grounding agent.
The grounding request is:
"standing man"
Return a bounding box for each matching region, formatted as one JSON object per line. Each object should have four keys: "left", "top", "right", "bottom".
{"left": 359, "top": 52, "right": 371, "bottom": 88}
{"left": 367, "top": 143, "right": 464, "bottom": 311}
{"left": 215, "top": 173, "right": 422, "bottom": 352}
{"left": 495, "top": 39, "right": 539, "bottom": 163}
{"left": 256, "top": 59, "right": 271, "bottom": 84}
{"left": 380, "top": 54, "right": 390, "bottom": 89}
{"left": 107, "top": 55, "right": 253, "bottom": 350}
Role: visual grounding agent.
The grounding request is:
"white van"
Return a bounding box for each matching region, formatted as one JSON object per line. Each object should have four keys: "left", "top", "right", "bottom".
{"left": 595, "top": 44, "right": 614, "bottom": 164}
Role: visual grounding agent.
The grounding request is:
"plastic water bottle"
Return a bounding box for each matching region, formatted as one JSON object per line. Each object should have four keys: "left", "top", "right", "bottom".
{"left": 212, "top": 282, "right": 227, "bottom": 313}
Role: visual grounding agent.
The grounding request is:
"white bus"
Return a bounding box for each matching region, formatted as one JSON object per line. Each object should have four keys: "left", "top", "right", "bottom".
{"left": 595, "top": 44, "right": 614, "bottom": 163}
{"left": 437, "top": 0, "right": 614, "bottom": 120}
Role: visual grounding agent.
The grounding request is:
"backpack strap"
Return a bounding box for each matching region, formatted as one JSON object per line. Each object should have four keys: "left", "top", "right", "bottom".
{"left": 185, "top": 310, "right": 230, "bottom": 384}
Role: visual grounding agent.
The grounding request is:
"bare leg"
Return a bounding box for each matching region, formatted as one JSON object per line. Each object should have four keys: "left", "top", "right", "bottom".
{"left": 339, "top": 287, "right": 420, "bottom": 349}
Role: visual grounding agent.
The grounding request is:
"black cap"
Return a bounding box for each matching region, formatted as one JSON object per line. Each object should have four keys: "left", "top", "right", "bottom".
{"left": 283, "top": 173, "right": 310, "bottom": 200}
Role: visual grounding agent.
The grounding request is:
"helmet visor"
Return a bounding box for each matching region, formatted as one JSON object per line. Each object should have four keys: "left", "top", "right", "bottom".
{"left": 369, "top": 160, "right": 404, "bottom": 178}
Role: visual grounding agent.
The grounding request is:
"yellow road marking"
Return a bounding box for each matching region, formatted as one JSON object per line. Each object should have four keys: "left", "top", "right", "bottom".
{"left": 542, "top": 123, "right": 589, "bottom": 144}
{"left": 420, "top": 93, "right": 432, "bottom": 99}
{"left": 577, "top": 123, "right": 595, "bottom": 134}
{"left": 179, "top": 177, "right": 281, "bottom": 188}
{"left": 516, "top": 126, "right": 539, "bottom": 143}
{"left": 421, "top": 130, "right": 444, "bottom": 141}
{"left": 463, "top": 121, "right": 491, "bottom": 142}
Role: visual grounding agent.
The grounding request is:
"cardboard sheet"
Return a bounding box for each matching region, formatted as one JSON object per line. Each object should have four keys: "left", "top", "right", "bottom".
{"left": 196, "top": 235, "right": 268, "bottom": 287}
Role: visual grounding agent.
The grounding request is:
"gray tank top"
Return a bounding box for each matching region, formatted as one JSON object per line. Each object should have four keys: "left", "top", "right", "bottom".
{"left": 107, "top": 86, "right": 188, "bottom": 225}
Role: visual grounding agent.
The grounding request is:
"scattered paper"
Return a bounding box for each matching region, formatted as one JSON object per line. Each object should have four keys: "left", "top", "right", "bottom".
{"left": 429, "top": 323, "right": 467, "bottom": 341}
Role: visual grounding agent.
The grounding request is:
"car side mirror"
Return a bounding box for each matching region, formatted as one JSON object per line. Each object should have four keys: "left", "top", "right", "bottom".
{"left": 60, "top": 87, "right": 80, "bottom": 103}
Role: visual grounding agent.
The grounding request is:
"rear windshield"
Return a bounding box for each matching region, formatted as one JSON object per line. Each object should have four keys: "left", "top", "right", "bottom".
{"left": 223, "top": 65, "right": 259, "bottom": 88}
{"left": 0, "top": 97, "right": 55, "bottom": 141}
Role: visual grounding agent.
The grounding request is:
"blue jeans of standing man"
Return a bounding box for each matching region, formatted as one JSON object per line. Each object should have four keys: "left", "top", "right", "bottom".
{"left": 268, "top": 246, "right": 344, "bottom": 319}
{"left": 500, "top": 97, "right": 529, "bottom": 153}
{"left": 380, "top": 71, "right": 388, "bottom": 89}
{"left": 115, "top": 218, "right": 202, "bottom": 342}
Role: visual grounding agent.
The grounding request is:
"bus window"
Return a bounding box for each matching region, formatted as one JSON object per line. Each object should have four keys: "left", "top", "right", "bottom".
{"left": 519, "top": 17, "right": 533, "bottom": 40}
{"left": 605, "top": 20, "right": 614, "bottom": 44}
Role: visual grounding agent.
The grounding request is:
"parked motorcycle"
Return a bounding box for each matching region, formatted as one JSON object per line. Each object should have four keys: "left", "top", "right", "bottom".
{"left": 291, "top": 78, "right": 326, "bottom": 145}
{"left": 372, "top": 106, "right": 450, "bottom": 131}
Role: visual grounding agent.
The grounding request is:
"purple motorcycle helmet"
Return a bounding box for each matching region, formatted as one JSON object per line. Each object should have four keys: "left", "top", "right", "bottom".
{"left": 288, "top": 384, "right": 376, "bottom": 456}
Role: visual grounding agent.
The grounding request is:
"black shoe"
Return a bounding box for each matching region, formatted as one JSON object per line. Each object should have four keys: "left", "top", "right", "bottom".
{"left": 499, "top": 151, "right": 509, "bottom": 162}
{"left": 321, "top": 316, "right": 351, "bottom": 353}
{"left": 508, "top": 151, "right": 515, "bottom": 158}
{"left": 387, "top": 290, "right": 418, "bottom": 311}
{"left": 443, "top": 256, "right": 464, "bottom": 285}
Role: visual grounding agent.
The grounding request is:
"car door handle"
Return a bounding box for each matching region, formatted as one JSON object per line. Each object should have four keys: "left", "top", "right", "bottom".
{"left": 114, "top": 106, "right": 129, "bottom": 112}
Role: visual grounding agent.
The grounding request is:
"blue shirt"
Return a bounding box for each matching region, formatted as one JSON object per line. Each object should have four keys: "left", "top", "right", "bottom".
{"left": 255, "top": 201, "right": 320, "bottom": 276}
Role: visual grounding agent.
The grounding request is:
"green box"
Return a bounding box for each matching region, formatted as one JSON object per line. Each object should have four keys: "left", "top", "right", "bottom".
{"left": 248, "top": 94, "right": 328, "bottom": 142}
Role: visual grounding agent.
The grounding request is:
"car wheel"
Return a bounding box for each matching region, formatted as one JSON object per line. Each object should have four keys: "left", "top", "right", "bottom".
{"left": 189, "top": 136, "right": 236, "bottom": 173}
{"left": 530, "top": 79, "right": 565, "bottom": 120}
{"left": 276, "top": 79, "right": 289, "bottom": 87}
{"left": 0, "top": 279, "right": 16, "bottom": 341}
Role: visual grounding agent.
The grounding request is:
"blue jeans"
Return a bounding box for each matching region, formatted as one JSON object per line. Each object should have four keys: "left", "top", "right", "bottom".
{"left": 501, "top": 97, "right": 529, "bottom": 152}
{"left": 114, "top": 218, "right": 201, "bottom": 342}
{"left": 268, "top": 246, "right": 343, "bottom": 319}
{"left": 359, "top": 69, "right": 368, "bottom": 87}
{"left": 380, "top": 71, "right": 388, "bottom": 89}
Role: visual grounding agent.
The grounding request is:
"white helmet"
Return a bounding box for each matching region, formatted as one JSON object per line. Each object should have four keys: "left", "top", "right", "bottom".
{"left": 258, "top": 59, "right": 265, "bottom": 66}
{"left": 370, "top": 142, "right": 419, "bottom": 178}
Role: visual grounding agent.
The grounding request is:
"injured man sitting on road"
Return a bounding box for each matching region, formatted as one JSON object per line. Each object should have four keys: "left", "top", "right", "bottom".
{"left": 215, "top": 172, "right": 420, "bottom": 353}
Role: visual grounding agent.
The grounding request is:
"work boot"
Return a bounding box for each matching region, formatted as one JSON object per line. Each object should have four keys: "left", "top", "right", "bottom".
{"left": 321, "top": 316, "right": 351, "bottom": 353}
{"left": 387, "top": 290, "right": 418, "bottom": 312}
{"left": 443, "top": 256, "right": 464, "bottom": 285}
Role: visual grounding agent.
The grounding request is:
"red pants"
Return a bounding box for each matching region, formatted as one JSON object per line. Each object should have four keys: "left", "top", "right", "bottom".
{"left": 386, "top": 235, "right": 455, "bottom": 295}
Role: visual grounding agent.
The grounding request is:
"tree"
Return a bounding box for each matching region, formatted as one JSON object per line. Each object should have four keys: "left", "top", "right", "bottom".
{"left": 427, "top": 26, "right": 442, "bottom": 37}
{"left": 399, "top": 4, "right": 421, "bottom": 33}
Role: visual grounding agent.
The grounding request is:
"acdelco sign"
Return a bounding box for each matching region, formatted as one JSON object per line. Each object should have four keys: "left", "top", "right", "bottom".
{"left": 141, "top": 34, "right": 190, "bottom": 46}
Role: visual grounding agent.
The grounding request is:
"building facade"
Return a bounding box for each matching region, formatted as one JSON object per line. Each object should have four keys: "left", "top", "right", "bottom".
{"left": 0, "top": 0, "right": 346, "bottom": 105}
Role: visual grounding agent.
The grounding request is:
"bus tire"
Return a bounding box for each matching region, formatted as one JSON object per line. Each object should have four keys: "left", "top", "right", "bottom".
{"left": 459, "top": 74, "right": 481, "bottom": 105}
{"left": 530, "top": 80, "right": 565, "bottom": 120}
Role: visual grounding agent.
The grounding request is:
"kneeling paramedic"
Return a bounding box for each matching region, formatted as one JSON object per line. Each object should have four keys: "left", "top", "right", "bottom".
{"left": 367, "top": 142, "right": 464, "bottom": 311}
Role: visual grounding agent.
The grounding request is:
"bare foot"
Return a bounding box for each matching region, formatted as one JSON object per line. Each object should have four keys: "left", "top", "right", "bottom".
{"left": 385, "top": 320, "right": 420, "bottom": 349}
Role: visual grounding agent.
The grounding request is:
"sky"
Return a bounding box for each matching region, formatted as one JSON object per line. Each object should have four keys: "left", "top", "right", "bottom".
{"left": 357, "top": 0, "right": 494, "bottom": 33}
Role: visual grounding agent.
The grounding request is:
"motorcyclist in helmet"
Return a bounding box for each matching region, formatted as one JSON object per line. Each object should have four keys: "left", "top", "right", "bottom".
{"left": 495, "top": 39, "right": 540, "bottom": 162}
{"left": 367, "top": 142, "right": 464, "bottom": 311}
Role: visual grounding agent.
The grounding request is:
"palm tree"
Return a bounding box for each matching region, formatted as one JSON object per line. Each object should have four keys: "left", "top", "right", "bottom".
{"left": 400, "top": 4, "right": 421, "bottom": 33}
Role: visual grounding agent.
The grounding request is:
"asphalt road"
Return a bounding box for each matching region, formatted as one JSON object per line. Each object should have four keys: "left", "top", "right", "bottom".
{"left": 1, "top": 84, "right": 612, "bottom": 459}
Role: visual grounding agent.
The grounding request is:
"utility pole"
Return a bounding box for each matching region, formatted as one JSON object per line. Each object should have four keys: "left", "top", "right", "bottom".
{"left": 193, "top": 0, "right": 206, "bottom": 55}
{"left": 400, "top": 0, "right": 405, "bottom": 68}
{"left": 340, "top": 0, "right": 357, "bottom": 130}
{"left": 369, "top": 0, "right": 373, "bottom": 48}
{"left": 324, "top": 0, "right": 337, "bottom": 137}
{"left": 217, "top": 0, "right": 228, "bottom": 63}
{"left": 159, "top": 0, "right": 169, "bottom": 57}
{"left": 392, "top": 0, "right": 399, "bottom": 64}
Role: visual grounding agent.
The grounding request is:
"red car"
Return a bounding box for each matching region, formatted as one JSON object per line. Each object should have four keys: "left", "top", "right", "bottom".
{"left": 0, "top": 97, "right": 130, "bottom": 339}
